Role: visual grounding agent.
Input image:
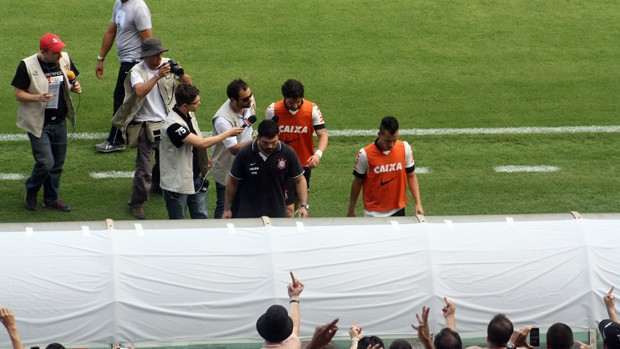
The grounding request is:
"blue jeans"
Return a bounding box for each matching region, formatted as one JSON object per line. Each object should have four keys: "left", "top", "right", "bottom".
{"left": 162, "top": 177, "right": 208, "bottom": 219}
{"left": 26, "top": 120, "right": 67, "bottom": 205}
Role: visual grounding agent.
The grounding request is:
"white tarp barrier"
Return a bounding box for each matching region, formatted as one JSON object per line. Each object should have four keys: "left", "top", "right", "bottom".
{"left": 1, "top": 218, "right": 619, "bottom": 346}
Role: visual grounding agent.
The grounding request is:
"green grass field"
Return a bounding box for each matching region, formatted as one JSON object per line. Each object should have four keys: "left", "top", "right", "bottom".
{"left": 0, "top": 0, "right": 618, "bottom": 222}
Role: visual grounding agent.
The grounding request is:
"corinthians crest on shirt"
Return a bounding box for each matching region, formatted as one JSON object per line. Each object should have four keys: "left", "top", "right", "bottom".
{"left": 277, "top": 158, "right": 287, "bottom": 170}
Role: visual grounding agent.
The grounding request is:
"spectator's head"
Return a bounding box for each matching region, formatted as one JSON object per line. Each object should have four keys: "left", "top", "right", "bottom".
{"left": 389, "top": 339, "right": 413, "bottom": 349}
{"left": 434, "top": 328, "right": 463, "bottom": 349}
{"left": 487, "top": 314, "right": 514, "bottom": 347}
{"left": 175, "top": 84, "right": 200, "bottom": 108}
{"left": 256, "top": 305, "right": 293, "bottom": 343}
{"left": 281, "top": 79, "right": 305, "bottom": 111}
{"left": 546, "top": 323, "right": 573, "bottom": 349}
{"left": 599, "top": 320, "right": 620, "bottom": 349}
{"left": 358, "top": 336, "right": 385, "bottom": 349}
{"left": 227, "top": 79, "right": 253, "bottom": 110}
{"left": 376, "top": 116, "right": 400, "bottom": 152}
{"left": 46, "top": 344, "right": 66, "bottom": 349}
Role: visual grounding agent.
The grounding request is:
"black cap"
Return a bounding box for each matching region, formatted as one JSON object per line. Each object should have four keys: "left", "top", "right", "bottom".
{"left": 599, "top": 319, "right": 620, "bottom": 349}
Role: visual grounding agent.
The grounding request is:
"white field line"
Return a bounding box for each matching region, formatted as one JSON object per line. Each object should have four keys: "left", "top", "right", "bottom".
{"left": 494, "top": 166, "right": 560, "bottom": 173}
{"left": 415, "top": 167, "right": 431, "bottom": 174}
{"left": 6, "top": 169, "right": 433, "bottom": 180}
{"left": 0, "top": 125, "right": 619, "bottom": 141}
{"left": 0, "top": 173, "right": 26, "bottom": 180}
{"left": 90, "top": 171, "right": 135, "bottom": 179}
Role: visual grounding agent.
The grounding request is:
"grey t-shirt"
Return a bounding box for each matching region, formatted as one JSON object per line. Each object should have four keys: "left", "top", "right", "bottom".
{"left": 112, "top": 0, "right": 152, "bottom": 62}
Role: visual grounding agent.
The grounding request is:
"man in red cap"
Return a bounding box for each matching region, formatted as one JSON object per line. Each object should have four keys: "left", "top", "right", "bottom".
{"left": 11, "top": 33, "right": 81, "bottom": 212}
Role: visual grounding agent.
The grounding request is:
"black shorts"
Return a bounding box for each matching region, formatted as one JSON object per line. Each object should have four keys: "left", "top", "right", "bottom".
{"left": 285, "top": 167, "right": 311, "bottom": 205}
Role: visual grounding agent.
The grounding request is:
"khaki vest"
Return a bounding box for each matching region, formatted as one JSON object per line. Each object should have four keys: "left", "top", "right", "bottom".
{"left": 16, "top": 52, "right": 76, "bottom": 138}
{"left": 112, "top": 58, "right": 176, "bottom": 134}
{"left": 210, "top": 100, "right": 248, "bottom": 185}
{"left": 160, "top": 110, "right": 209, "bottom": 194}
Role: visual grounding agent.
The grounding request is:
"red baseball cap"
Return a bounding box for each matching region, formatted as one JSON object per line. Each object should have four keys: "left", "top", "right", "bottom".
{"left": 40, "top": 33, "right": 66, "bottom": 52}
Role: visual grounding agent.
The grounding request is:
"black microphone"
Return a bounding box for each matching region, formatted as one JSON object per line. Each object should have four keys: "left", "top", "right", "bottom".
{"left": 242, "top": 115, "right": 257, "bottom": 128}
{"left": 272, "top": 115, "right": 279, "bottom": 123}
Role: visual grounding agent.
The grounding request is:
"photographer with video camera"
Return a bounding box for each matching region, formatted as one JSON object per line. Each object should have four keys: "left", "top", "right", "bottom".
{"left": 112, "top": 37, "right": 191, "bottom": 220}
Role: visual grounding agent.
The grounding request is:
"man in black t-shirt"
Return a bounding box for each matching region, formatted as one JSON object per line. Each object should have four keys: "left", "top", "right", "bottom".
{"left": 223, "top": 119, "right": 309, "bottom": 219}
{"left": 11, "top": 33, "right": 81, "bottom": 212}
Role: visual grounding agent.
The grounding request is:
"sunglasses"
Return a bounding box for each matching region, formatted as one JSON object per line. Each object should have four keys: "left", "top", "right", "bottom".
{"left": 238, "top": 93, "right": 253, "bottom": 103}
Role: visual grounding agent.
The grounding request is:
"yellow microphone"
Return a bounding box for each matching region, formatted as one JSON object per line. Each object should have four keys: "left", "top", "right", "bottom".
{"left": 66, "top": 71, "right": 77, "bottom": 84}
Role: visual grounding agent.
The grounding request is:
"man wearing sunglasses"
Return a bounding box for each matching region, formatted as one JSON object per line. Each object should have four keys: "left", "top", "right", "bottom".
{"left": 210, "top": 79, "right": 256, "bottom": 218}
{"left": 266, "top": 79, "right": 328, "bottom": 217}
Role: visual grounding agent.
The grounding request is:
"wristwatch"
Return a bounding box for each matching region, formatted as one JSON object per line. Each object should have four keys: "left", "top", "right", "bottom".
{"left": 506, "top": 342, "right": 516, "bottom": 349}
{"left": 300, "top": 204, "right": 310, "bottom": 210}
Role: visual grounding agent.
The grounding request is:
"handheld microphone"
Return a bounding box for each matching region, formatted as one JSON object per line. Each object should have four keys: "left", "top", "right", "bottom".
{"left": 272, "top": 115, "right": 279, "bottom": 123}
{"left": 242, "top": 115, "right": 257, "bottom": 128}
{"left": 67, "top": 71, "right": 77, "bottom": 84}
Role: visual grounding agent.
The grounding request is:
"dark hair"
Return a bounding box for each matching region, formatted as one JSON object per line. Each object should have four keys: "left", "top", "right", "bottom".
{"left": 547, "top": 323, "right": 573, "bottom": 349}
{"left": 258, "top": 119, "right": 279, "bottom": 138}
{"left": 379, "top": 116, "right": 399, "bottom": 134}
{"left": 227, "top": 78, "right": 249, "bottom": 100}
{"left": 487, "top": 314, "right": 514, "bottom": 346}
{"left": 281, "top": 79, "right": 304, "bottom": 99}
{"left": 175, "top": 84, "right": 200, "bottom": 106}
{"left": 389, "top": 339, "right": 413, "bottom": 349}
{"left": 46, "top": 344, "right": 66, "bottom": 349}
{"left": 434, "top": 328, "right": 463, "bottom": 349}
{"left": 358, "top": 336, "right": 385, "bottom": 349}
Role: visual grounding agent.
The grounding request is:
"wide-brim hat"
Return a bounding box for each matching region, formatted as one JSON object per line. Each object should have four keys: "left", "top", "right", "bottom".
{"left": 256, "top": 305, "right": 293, "bottom": 343}
{"left": 141, "top": 37, "right": 169, "bottom": 58}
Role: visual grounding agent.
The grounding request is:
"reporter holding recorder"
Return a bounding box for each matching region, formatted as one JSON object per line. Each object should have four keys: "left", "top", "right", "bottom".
{"left": 11, "top": 33, "right": 81, "bottom": 212}
{"left": 159, "top": 84, "right": 243, "bottom": 219}
{"left": 210, "top": 79, "right": 257, "bottom": 218}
